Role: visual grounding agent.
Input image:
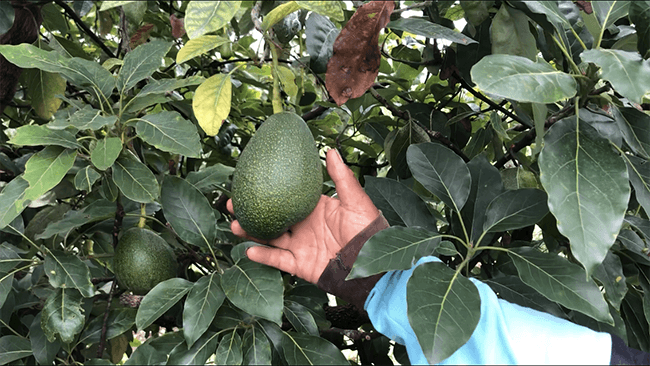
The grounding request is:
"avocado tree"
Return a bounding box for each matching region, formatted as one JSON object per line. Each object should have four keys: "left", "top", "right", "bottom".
{"left": 1, "top": 0, "right": 650, "bottom": 364}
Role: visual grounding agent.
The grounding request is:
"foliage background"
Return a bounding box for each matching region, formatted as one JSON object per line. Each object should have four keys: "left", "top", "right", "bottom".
{"left": 1, "top": 0, "right": 650, "bottom": 365}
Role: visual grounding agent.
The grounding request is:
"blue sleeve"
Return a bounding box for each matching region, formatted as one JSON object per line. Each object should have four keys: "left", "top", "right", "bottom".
{"left": 364, "top": 256, "right": 613, "bottom": 365}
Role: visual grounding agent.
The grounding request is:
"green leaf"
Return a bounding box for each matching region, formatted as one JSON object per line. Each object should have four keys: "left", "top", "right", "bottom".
{"left": 0, "top": 243, "right": 25, "bottom": 274}
{"left": 167, "top": 331, "right": 220, "bottom": 365}
{"left": 186, "top": 163, "right": 234, "bottom": 193}
{"left": 185, "top": 1, "right": 241, "bottom": 39}
{"left": 177, "top": 35, "right": 229, "bottom": 64}
{"left": 593, "top": 1, "right": 631, "bottom": 30}
{"left": 461, "top": 155, "right": 505, "bottom": 243}
{"left": 74, "top": 166, "right": 101, "bottom": 191}
{"left": 23, "top": 68, "right": 66, "bottom": 119}
{"left": 612, "top": 106, "right": 650, "bottom": 159}
{"left": 221, "top": 259, "right": 283, "bottom": 325}
{"left": 36, "top": 199, "right": 115, "bottom": 239}
{"left": 406, "top": 143, "right": 472, "bottom": 212}
{"left": 508, "top": 247, "right": 614, "bottom": 324}
{"left": 135, "top": 278, "right": 192, "bottom": 330}
{"left": 137, "top": 76, "right": 205, "bottom": 97}
{"left": 30, "top": 313, "right": 61, "bottom": 366}
{"left": 580, "top": 49, "right": 650, "bottom": 104}
{"left": 280, "top": 332, "right": 348, "bottom": 365}
{"left": 305, "top": 13, "right": 339, "bottom": 74}
{"left": 136, "top": 111, "right": 202, "bottom": 157}
{"left": 99, "top": 1, "right": 135, "bottom": 11}
{"left": 124, "top": 344, "right": 168, "bottom": 365}
{"left": 387, "top": 17, "right": 476, "bottom": 45}
{"left": 41, "top": 288, "right": 85, "bottom": 343}
{"left": 44, "top": 250, "right": 95, "bottom": 297}
{"left": 117, "top": 40, "right": 171, "bottom": 93}
{"left": 471, "top": 54, "right": 577, "bottom": 103}
{"left": 627, "top": 155, "right": 650, "bottom": 216}
{"left": 539, "top": 117, "right": 629, "bottom": 277}
{"left": 491, "top": 4, "right": 537, "bottom": 60}
{"left": 283, "top": 300, "right": 318, "bottom": 336}
{"left": 0, "top": 335, "right": 31, "bottom": 364}
{"left": 112, "top": 152, "right": 160, "bottom": 203}
{"left": 183, "top": 273, "right": 225, "bottom": 348}
{"left": 78, "top": 308, "right": 137, "bottom": 345}
{"left": 629, "top": 1, "right": 650, "bottom": 59}
{"left": 23, "top": 146, "right": 77, "bottom": 201}
{"left": 406, "top": 261, "right": 481, "bottom": 365}
{"left": 9, "top": 125, "right": 81, "bottom": 149}
{"left": 0, "top": 177, "right": 30, "bottom": 230}
{"left": 243, "top": 327, "right": 272, "bottom": 365}
{"left": 349, "top": 227, "right": 440, "bottom": 279}
{"left": 49, "top": 105, "right": 118, "bottom": 131}
{"left": 299, "top": 1, "right": 345, "bottom": 22}
{"left": 193, "top": 73, "right": 231, "bottom": 136}
{"left": 483, "top": 189, "right": 549, "bottom": 233}
{"left": 364, "top": 176, "right": 438, "bottom": 232}
{"left": 215, "top": 330, "right": 243, "bottom": 365}
{"left": 593, "top": 252, "right": 627, "bottom": 311}
{"left": 91, "top": 137, "right": 122, "bottom": 171}
{"left": 161, "top": 176, "right": 217, "bottom": 249}
{"left": 485, "top": 276, "right": 566, "bottom": 319}
{"left": 0, "top": 273, "right": 13, "bottom": 315}
{"left": 262, "top": 1, "right": 301, "bottom": 31}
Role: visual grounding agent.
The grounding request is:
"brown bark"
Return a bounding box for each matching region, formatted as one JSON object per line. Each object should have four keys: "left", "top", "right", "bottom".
{"left": 0, "top": 1, "right": 43, "bottom": 114}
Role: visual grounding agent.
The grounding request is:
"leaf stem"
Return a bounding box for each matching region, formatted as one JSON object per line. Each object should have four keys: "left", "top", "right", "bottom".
{"left": 551, "top": 34, "right": 581, "bottom": 74}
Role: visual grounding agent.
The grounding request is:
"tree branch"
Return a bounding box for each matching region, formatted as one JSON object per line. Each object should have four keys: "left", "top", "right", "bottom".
{"left": 54, "top": 0, "right": 115, "bottom": 58}
{"left": 96, "top": 280, "right": 116, "bottom": 358}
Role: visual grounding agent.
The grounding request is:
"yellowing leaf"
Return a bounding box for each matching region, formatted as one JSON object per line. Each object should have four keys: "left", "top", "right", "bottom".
{"left": 177, "top": 35, "right": 229, "bottom": 64}
{"left": 192, "top": 74, "right": 231, "bottom": 136}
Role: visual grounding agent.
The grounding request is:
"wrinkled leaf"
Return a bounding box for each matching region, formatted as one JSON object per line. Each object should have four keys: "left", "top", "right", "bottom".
{"left": 44, "top": 250, "right": 95, "bottom": 297}
{"left": 41, "top": 288, "right": 85, "bottom": 343}
{"left": 539, "top": 117, "right": 629, "bottom": 277}
{"left": 136, "top": 278, "right": 192, "bottom": 330}
{"left": 183, "top": 273, "right": 225, "bottom": 347}
{"left": 137, "top": 111, "right": 202, "bottom": 157}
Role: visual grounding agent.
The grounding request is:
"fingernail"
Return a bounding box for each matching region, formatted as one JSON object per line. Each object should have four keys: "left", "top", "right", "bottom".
{"left": 333, "top": 148, "right": 343, "bottom": 162}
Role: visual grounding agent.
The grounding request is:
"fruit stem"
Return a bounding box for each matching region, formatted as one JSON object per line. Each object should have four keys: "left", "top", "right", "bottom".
{"left": 268, "top": 35, "right": 283, "bottom": 114}
{"left": 138, "top": 204, "right": 146, "bottom": 228}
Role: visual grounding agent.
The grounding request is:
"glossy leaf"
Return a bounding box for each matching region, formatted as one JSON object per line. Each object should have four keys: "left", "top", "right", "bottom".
{"left": 124, "top": 344, "right": 168, "bottom": 365}
{"left": 23, "top": 146, "right": 77, "bottom": 201}
{"left": 406, "top": 261, "right": 481, "bottom": 365}
{"left": 215, "top": 330, "right": 243, "bottom": 365}
{"left": 0, "top": 273, "right": 13, "bottom": 312}
{"left": 221, "top": 259, "right": 283, "bottom": 325}
{"left": 0, "top": 335, "right": 31, "bottom": 364}
{"left": 461, "top": 155, "right": 505, "bottom": 243}
{"left": 78, "top": 308, "right": 137, "bottom": 345}
{"left": 299, "top": 1, "right": 344, "bottom": 22}
{"left": 183, "top": 273, "right": 225, "bottom": 347}
{"left": 539, "top": 117, "right": 629, "bottom": 276}
{"left": 136, "top": 75, "right": 205, "bottom": 97}
{"left": 186, "top": 163, "right": 234, "bottom": 193}
{"left": 593, "top": 1, "right": 632, "bottom": 30}
{"left": 193, "top": 73, "right": 231, "bottom": 136}
{"left": 508, "top": 247, "right": 614, "bottom": 324}
{"left": 74, "top": 166, "right": 101, "bottom": 191}
{"left": 177, "top": 35, "right": 229, "bottom": 64}
{"left": 262, "top": 1, "right": 301, "bottom": 31}
{"left": 41, "top": 288, "right": 85, "bottom": 343}
{"left": 581, "top": 49, "right": 650, "bottom": 104}
{"left": 364, "top": 176, "right": 437, "bottom": 232}
{"left": 387, "top": 17, "right": 476, "bottom": 45}
{"left": 305, "top": 13, "right": 339, "bottom": 74}
{"left": 491, "top": 4, "right": 537, "bottom": 60}
{"left": 22, "top": 65, "right": 66, "bottom": 119}
{"left": 112, "top": 153, "right": 160, "bottom": 203}
{"left": 91, "top": 137, "right": 122, "bottom": 171}
{"left": 406, "top": 142, "right": 472, "bottom": 212}
{"left": 284, "top": 300, "right": 318, "bottom": 336}
{"left": 483, "top": 189, "right": 549, "bottom": 232}
{"left": 593, "top": 251, "right": 627, "bottom": 311}
{"left": 44, "top": 250, "right": 95, "bottom": 297}
{"left": 627, "top": 155, "right": 650, "bottom": 215}
{"left": 185, "top": 1, "right": 240, "bottom": 39}
{"left": 243, "top": 326, "right": 272, "bottom": 365}
{"left": 167, "top": 331, "right": 220, "bottom": 365}
{"left": 629, "top": 1, "right": 650, "bottom": 59}
{"left": 36, "top": 199, "right": 115, "bottom": 239}
{"left": 135, "top": 278, "right": 193, "bottom": 330}
{"left": 280, "top": 332, "right": 348, "bottom": 365}
{"left": 30, "top": 313, "right": 61, "bottom": 365}
{"left": 136, "top": 111, "right": 201, "bottom": 157}
{"left": 612, "top": 106, "right": 650, "bottom": 160}
{"left": 349, "top": 226, "right": 440, "bottom": 279}
{"left": 485, "top": 276, "right": 566, "bottom": 319}
{"left": 9, "top": 125, "right": 81, "bottom": 149}
{"left": 161, "top": 176, "right": 217, "bottom": 249}
{"left": 117, "top": 39, "right": 171, "bottom": 93}
{"left": 0, "top": 177, "right": 30, "bottom": 230}
{"left": 471, "top": 54, "right": 577, "bottom": 103}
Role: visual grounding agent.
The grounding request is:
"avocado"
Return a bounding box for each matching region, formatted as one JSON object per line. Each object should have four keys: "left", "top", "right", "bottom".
{"left": 232, "top": 112, "right": 323, "bottom": 240}
{"left": 113, "top": 227, "right": 177, "bottom": 295}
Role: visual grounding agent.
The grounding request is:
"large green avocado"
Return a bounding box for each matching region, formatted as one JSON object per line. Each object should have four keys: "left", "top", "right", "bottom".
{"left": 232, "top": 112, "right": 323, "bottom": 240}
{"left": 113, "top": 227, "right": 177, "bottom": 295}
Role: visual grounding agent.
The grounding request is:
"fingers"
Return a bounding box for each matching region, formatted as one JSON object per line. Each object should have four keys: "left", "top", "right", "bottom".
{"left": 230, "top": 220, "right": 267, "bottom": 244}
{"left": 325, "top": 149, "right": 377, "bottom": 211}
{"left": 246, "top": 246, "right": 296, "bottom": 274}
{"left": 226, "top": 199, "right": 234, "bottom": 215}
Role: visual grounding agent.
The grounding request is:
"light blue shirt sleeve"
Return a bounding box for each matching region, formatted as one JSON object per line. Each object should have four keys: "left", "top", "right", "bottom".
{"left": 364, "top": 256, "right": 613, "bottom": 365}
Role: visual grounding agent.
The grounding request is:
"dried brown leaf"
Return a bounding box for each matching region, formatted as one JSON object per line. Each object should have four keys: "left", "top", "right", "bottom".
{"left": 326, "top": 0, "right": 395, "bottom": 106}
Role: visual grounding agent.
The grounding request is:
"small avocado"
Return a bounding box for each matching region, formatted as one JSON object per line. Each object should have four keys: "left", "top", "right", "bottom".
{"left": 113, "top": 227, "right": 177, "bottom": 295}
{"left": 232, "top": 112, "right": 323, "bottom": 240}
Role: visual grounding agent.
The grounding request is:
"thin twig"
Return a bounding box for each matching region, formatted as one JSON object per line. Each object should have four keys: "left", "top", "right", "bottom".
{"left": 96, "top": 280, "right": 117, "bottom": 358}
{"left": 54, "top": 0, "right": 115, "bottom": 58}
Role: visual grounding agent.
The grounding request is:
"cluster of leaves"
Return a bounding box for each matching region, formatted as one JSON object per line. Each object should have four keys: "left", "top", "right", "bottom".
{"left": 1, "top": 0, "right": 650, "bottom": 365}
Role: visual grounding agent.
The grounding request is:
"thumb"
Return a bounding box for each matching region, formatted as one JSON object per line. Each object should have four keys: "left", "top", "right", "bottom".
{"left": 326, "top": 149, "right": 376, "bottom": 210}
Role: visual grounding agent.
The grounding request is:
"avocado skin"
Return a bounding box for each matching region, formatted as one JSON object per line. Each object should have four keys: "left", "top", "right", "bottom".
{"left": 232, "top": 112, "right": 323, "bottom": 240}
{"left": 114, "top": 227, "right": 177, "bottom": 295}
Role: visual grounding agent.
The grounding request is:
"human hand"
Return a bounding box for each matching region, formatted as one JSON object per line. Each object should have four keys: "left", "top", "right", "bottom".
{"left": 227, "top": 149, "right": 380, "bottom": 284}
